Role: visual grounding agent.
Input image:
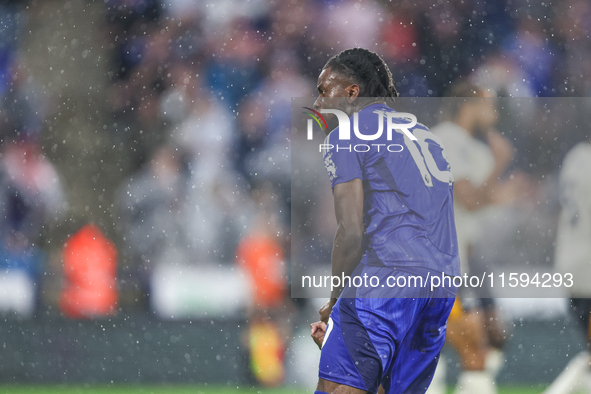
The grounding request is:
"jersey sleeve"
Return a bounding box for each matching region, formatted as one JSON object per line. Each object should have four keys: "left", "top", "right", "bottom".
{"left": 323, "top": 130, "right": 364, "bottom": 189}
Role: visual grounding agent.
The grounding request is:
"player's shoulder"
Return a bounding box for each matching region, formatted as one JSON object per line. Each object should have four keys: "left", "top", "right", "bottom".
{"left": 561, "top": 142, "right": 591, "bottom": 176}
{"left": 564, "top": 142, "right": 591, "bottom": 162}
{"left": 431, "top": 121, "right": 468, "bottom": 139}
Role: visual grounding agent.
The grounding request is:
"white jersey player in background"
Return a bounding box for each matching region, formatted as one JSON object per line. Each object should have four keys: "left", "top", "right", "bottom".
{"left": 426, "top": 81, "right": 523, "bottom": 394}
{"left": 544, "top": 141, "right": 591, "bottom": 394}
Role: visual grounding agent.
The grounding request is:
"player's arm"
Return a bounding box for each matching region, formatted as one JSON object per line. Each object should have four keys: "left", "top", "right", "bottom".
{"left": 454, "top": 129, "right": 514, "bottom": 210}
{"left": 312, "top": 178, "right": 364, "bottom": 349}
{"left": 330, "top": 178, "right": 365, "bottom": 298}
{"left": 319, "top": 178, "right": 364, "bottom": 321}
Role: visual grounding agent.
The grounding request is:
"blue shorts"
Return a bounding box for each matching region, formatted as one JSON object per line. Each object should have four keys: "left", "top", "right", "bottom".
{"left": 318, "top": 266, "right": 456, "bottom": 394}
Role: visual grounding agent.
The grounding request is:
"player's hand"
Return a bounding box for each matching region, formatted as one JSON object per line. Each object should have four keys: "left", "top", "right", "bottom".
{"left": 319, "top": 298, "right": 337, "bottom": 324}
{"left": 310, "top": 321, "right": 327, "bottom": 350}
{"left": 487, "top": 129, "right": 513, "bottom": 172}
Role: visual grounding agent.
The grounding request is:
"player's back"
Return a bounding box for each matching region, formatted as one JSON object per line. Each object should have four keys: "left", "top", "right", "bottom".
{"left": 323, "top": 103, "right": 459, "bottom": 276}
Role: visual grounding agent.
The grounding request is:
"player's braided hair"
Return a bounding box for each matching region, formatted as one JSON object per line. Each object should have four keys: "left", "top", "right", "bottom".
{"left": 324, "top": 48, "right": 399, "bottom": 99}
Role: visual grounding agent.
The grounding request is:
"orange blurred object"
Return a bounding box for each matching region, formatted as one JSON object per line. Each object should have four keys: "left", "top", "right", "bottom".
{"left": 236, "top": 233, "right": 285, "bottom": 310}
{"left": 59, "top": 224, "right": 118, "bottom": 318}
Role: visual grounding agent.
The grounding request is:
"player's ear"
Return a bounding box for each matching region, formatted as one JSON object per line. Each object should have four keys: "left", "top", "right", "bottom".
{"left": 345, "top": 84, "right": 359, "bottom": 103}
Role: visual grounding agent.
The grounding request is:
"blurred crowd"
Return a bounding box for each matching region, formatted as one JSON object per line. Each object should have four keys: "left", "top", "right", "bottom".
{"left": 102, "top": 0, "right": 591, "bottom": 306}
{"left": 0, "top": 0, "right": 65, "bottom": 316}
{"left": 0, "top": 0, "right": 586, "bottom": 387}
{"left": 0, "top": 0, "right": 587, "bottom": 327}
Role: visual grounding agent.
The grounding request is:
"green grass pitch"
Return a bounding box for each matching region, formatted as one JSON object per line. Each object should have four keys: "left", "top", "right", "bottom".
{"left": 0, "top": 385, "right": 547, "bottom": 394}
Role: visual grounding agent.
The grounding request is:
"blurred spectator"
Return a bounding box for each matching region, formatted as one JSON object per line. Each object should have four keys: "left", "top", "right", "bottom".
{"left": 501, "top": 18, "right": 556, "bottom": 96}
{"left": 167, "top": 67, "right": 236, "bottom": 173}
{"left": 117, "top": 145, "right": 190, "bottom": 304}
{"left": 183, "top": 153, "right": 249, "bottom": 264}
{"left": 117, "top": 142, "right": 249, "bottom": 306}
{"left": 1, "top": 141, "right": 64, "bottom": 235}
{"left": 236, "top": 184, "right": 287, "bottom": 311}
{"left": 266, "top": 0, "right": 322, "bottom": 78}
{"left": 323, "top": 0, "right": 383, "bottom": 52}
{"left": 105, "top": 0, "right": 163, "bottom": 81}
{"left": 238, "top": 50, "right": 312, "bottom": 204}
{"left": 236, "top": 183, "right": 291, "bottom": 387}
{"left": 379, "top": 7, "right": 420, "bottom": 65}
{"left": 0, "top": 0, "right": 63, "bottom": 318}
{"left": 206, "top": 19, "right": 266, "bottom": 110}
{"left": 552, "top": 0, "right": 591, "bottom": 95}
{"left": 470, "top": 50, "right": 534, "bottom": 97}
{"left": 0, "top": 139, "right": 64, "bottom": 317}
{"left": 0, "top": 0, "right": 27, "bottom": 98}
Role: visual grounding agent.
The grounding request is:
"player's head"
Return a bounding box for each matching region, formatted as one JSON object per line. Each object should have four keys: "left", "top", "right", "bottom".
{"left": 313, "top": 48, "right": 398, "bottom": 116}
{"left": 441, "top": 79, "right": 497, "bottom": 135}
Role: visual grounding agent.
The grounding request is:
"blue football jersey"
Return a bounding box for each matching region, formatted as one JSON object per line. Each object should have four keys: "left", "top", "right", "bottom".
{"left": 323, "top": 103, "right": 459, "bottom": 276}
